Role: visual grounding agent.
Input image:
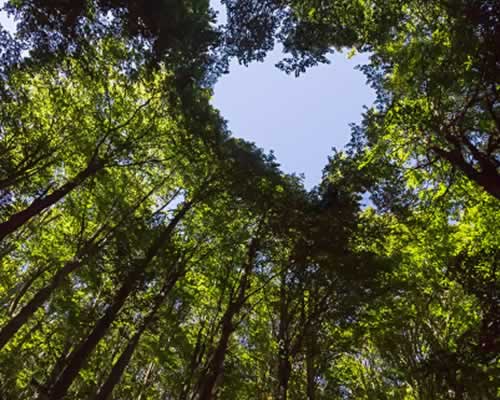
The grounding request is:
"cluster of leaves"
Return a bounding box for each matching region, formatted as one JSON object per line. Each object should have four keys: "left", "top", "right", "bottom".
{"left": 0, "top": 34, "right": 387, "bottom": 399}
{"left": 0, "top": 1, "right": 498, "bottom": 399}
{"left": 224, "top": 0, "right": 499, "bottom": 199}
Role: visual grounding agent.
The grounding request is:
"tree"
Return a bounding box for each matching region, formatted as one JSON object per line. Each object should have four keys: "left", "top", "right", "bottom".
{"left": 1, "top": 2, "right": 498, "bottom": 399}
{"left": 222, "top": 0, "right": 500, "bottom": 199}
{"left": 2, "top": 0, "right": 224, "bottom": 84}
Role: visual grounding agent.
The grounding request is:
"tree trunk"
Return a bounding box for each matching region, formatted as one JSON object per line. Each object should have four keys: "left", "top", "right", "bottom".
{"left": 432, "top": 146, "right": 500, "bottom": 200}
{"left": 8, "top": 265, "right": 50, "bottom": 315}
{"left": 0, "top": 187, "right": 156, "bottom": 350}
{"left": 94, "top": 271, "right": 183, "bottom": 400}
{"left": 277, "top": 357, "right": 291, "bottom": 400}
{"left": 47, "top": 200, "right": 193, "bottom": 399}
{"left": 197, "top": 314, "right": 233, "bottom": 400}
{"left": 93, "top": 325, "right": 144, "bottom": 400}
{"left": 277, "top": 268, "right": 290, "bottom": 400}
{"left": 48, "top": 272, "right": 139, "bottom": 400}
{"left": 179, "top": 323, "right": 207, "bottom": 400}
{"left": 45, "top": 340, "right": 74, "bottom": 389}
{"left": 0, "top": 159, "right": 103, "bottom": 241}
{"left": 0, "top": 258, "right": 82, "bottom": 350}
{"left": 305, "top": 328, "right": 317, "bottom": 400}
{"left": 196, "top": 239, "right": 258, "bottom": 400}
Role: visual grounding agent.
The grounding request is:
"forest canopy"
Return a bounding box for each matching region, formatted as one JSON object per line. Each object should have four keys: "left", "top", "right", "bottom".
{"left": 0, "top": 1, "right": 498, "bottom": 399}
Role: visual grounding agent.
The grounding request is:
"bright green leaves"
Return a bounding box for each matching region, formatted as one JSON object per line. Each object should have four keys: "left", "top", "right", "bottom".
{"left": 1, "top": 2, "right": 498, "bottom": 399}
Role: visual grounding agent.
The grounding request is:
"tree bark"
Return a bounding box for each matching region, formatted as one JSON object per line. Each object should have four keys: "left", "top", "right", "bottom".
{"left": 197, "top": 315, "right": 233, "bottom": 400}
{"left": 305, "top": 326, "right": 317, "bottom": 400}
{"left": 0, "top": 258, "right": 82, "bottom": 350}
{"left": 48, "top": 272, "right": 138, "bottom": 400}
{"left": 196, "top": 239, "right": 258, "bottom": 400}
{"left": 277, "top": 357, "right": 291, "bottom": 400}
{"left": 179, "top": 323, "right": 207, "bottom": 400}
{"left": 0, "top": 220, "right": 112, "bottom": 350}
{"left": 47, "top": 200, "right": 193, "bottom": 399}
{"left": 8, "top": 265, "right": 50, "bottom": 315}
{"left": 277, "top": 268, "right": 290, "bottom": 400}
{"left": 94, "top": 272, "right": 183, "bottom": 400}
{"left": 0, "top": 159, "right": 104, "bottom": 241}
{"left": 93, "top": 321, "right": 145, "bottom": 400}
{"left": 0, "top": 184, "right": 160, "bottom": 350}
{"left": 432, "top": 146, "right": 500, "bottom": 200}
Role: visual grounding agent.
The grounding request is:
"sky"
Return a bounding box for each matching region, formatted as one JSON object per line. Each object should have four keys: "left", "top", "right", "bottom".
{"left": 212, "top": 51, "right": 374, "bottom": 188}
{"left": 0, "top": 1, "right": 375, "bottom": 188}
{"left": 210, "top": 2, "right": 375, "bottom": 188}
{"left": 0, "top": 1, "right": 13, "bottom": 32}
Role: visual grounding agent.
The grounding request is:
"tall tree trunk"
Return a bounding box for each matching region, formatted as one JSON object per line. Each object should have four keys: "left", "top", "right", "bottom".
{"left": 0, "top": 258, "right": 83, "bottom": 350}
{"left": 0, "top": 217, "right": 114, "bottom": 350}
{"left": 45, "top": 340, "right": 74, "bottom": 389}
{"left": 8, "top": 265, "right": 50, "bottom": 315}
{"left": 197, "top": 314, "right": 233, "bottom": 400}
{"left": 93, "top": 321, "right": 146, "bottom": 400}
{"left": 0, "top": 181, "right": 160, "bottom": 350}
{"left": 277, "top": 268, "right": 290, "bottom": 400}
{"left": 48, "top": 272, "right": 138, "bottom": 399}
{"left": 305, "top": 326, "right": 317, "bottom": 400}
{"left": 47, "top": 200, "right": 193, "bottom": 399}
{"left": 0, "top": 159, "right": 104, "bottom": 241}
{"left": 94, "top": 271, "right": 183, "bottom": 400}
{"left": 432, "top": 146, "right": 500, "bottom": 200}
{"left": 179, "top": 323, "right": 207, "bottom": 400}
{"left": 0, "top": 152, "right": 56, "bottom": 191}
{"left": 277, "top": 357, "right": 291, "bottom": 400}
{"left": 196, "top": 239, "right": 258, "bottom": 400}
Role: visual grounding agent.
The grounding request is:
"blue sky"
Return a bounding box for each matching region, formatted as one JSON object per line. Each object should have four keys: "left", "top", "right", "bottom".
{"left": 0, "top": 2, "right": 13, "bottom": 31}
{"left": 212, "top": 51, "right": 374, "bottom": 188}
{"left": 1, "top": 1, "right": 375, "bottom": 188}
{"left": 210, "top": 2, "right": 374, "bottom": 188}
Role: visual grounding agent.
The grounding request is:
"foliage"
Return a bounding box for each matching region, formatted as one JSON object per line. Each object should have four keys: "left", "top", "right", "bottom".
{"left": 0, "top": 2, "right": 498, "bottom": 400}
{"left": 223, "top": 0, "right": 499, "bottom": 199}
